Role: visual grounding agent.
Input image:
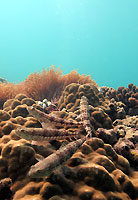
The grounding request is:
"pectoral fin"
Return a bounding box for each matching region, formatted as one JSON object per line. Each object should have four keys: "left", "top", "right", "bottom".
{"left": 35, "top": 154, "right": 44, "bottom": 162}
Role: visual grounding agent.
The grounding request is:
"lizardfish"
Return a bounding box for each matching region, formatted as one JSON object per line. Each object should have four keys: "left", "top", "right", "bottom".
{"left": 28, "top": 135, "right": 88, "bottom": 178}
{"left": 27, "top": 106, "right": 82, "bottom": 127}
{"left": 15, "top": 127, "right": 79, "bottom": 141}
{"left": 80, "top": 96, "right": 94, "bottom": 137}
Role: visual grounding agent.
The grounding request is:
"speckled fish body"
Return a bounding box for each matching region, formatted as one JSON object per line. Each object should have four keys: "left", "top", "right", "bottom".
{"left": 80, "top": 96, "right": 93, "bottom": 137}
{"left": 15, "top": 127, "right": 79, "bottom": 141}
{"left": 27, "top": 106, "right": 82, "bottom": 127}
{"left": 28, "top": 136, "right": 86, "bottom": 178}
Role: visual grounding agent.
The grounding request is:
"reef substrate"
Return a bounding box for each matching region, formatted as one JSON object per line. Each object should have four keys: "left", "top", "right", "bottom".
{"left": 0, "top": 82, "right": 137, "bottom": 200}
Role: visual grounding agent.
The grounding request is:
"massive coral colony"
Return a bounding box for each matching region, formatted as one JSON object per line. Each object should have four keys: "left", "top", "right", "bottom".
{"left": 15, "top": 96, "right": 93, "bottom": 177}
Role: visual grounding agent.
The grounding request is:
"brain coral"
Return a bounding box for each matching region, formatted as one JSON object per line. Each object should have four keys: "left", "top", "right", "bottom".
{"left": 58, "top": 83, "right": 113, "bottom": 129}
{"left": 15, "top": 138, "right": 138, "bottom": 199}
{"left": 58, "top": 83, "right": 104, "bottom": 112}
{"left": 0, "top": 135, "right": 137, "bottom": 200}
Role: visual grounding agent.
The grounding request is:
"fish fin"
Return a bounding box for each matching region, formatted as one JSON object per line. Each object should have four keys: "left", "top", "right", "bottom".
{"left": 59, "top": 141, "right": 69, "bottom": 150}
{"left": 41, "top": 122, "right": 47, "bottom": 128}
{"left": 76, "top": 114, "right": 82, "bottom": 120}
{"left": 41, "top": 122, "right": 55, "bottom": 129}
{"left": 35, "top": 154, "right": 44, "bottom": 162}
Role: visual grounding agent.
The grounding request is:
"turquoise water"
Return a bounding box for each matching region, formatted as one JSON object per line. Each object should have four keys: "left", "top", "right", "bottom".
{"left": 0, "top": 0, "right": 138, "bottom": 89}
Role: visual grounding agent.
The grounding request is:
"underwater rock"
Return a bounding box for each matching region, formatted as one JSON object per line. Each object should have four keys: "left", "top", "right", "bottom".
{"left": 113, "top": 116, "right": 138, "bottom": 131}
{"left": 95, "top": 128, "right": 118, "bottom": 145}
{"left": 0, "top": 177, "right": 12, "bottom": 200}
{"left": 114, "top": 138, "right": 134, "bottom": 160}
{"left": 125, "top": 129, "right": 138, "bottom": 144}
{"left": 91, "top": 108, "right": 113, "bottom": 129}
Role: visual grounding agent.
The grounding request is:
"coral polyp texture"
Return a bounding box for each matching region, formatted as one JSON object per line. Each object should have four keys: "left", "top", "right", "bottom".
{"left": 100, "top": 83, "right": 138, "bottom": 116}
{"left": 0, "top": 72, "right": 137, "bottom": 200}
{"left": 58, "top": 83, "right": 113, "bottom": 129}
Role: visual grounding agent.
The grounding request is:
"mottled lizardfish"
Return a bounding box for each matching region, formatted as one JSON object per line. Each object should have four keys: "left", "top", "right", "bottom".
{"left": 28, "top": 135, "right": 88, "bottom": 178}
{"left": 80, "top": 96, "right": 94, "bottom": 137}
{"left": 15, "top": 127, "right": 79, "bottom": 141}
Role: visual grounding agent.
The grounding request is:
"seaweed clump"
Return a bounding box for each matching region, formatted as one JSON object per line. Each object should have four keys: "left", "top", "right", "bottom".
{"left": 0, "top": 66, "right": 97, "bottom": 109}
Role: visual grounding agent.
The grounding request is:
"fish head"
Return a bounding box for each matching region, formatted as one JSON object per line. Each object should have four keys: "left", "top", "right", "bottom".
{"left": 27, "top": 106, "right": 35, "bottom": 114}
{"left": 28, "top": 165, "right": 43, "bottom": 178}
{"left": 28, "top": 163, "right": 52, "bottom": 178}
{"left": 15, "top": 127, "right": 26, "bottom": 138}
{"left": 27, "top": 106, "right": 41, "bottom": 120}
{"left": 14, "top": 127, "right": 32, "bottom": 140}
